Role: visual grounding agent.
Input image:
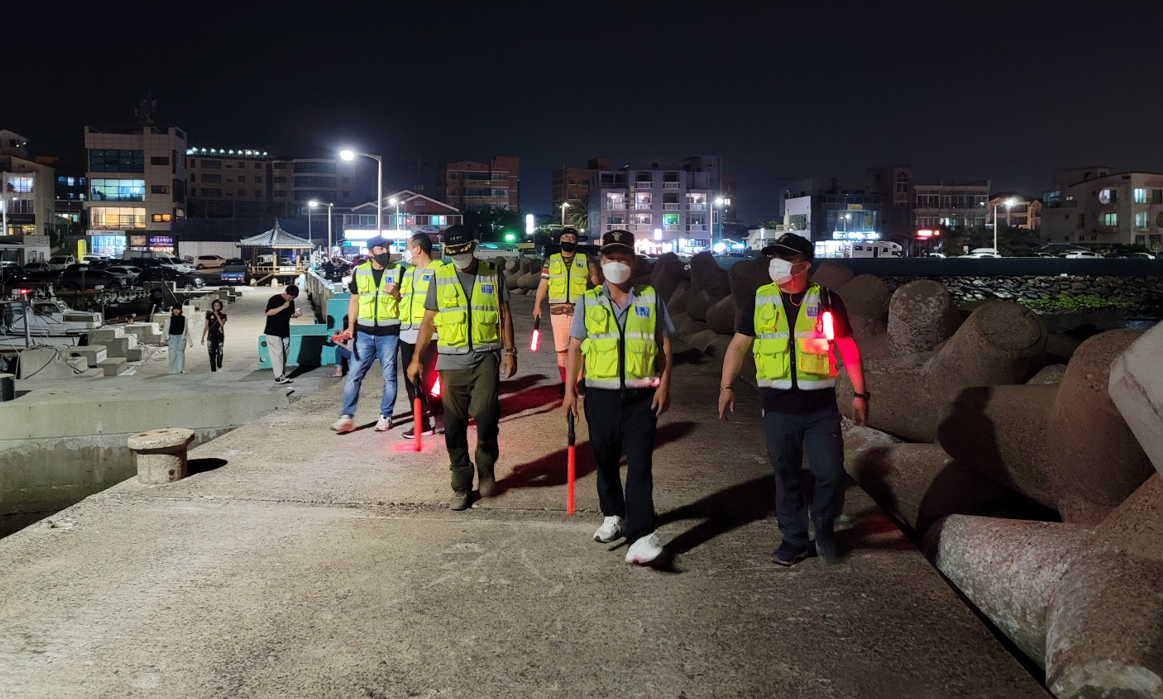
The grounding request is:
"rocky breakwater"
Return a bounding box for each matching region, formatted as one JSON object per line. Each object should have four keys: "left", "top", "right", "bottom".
{"left": 837, "top": 278, "right": 1163, "bottom": 698}
{"left": 881, "top": 274, "right": 1163, "bottom": 316}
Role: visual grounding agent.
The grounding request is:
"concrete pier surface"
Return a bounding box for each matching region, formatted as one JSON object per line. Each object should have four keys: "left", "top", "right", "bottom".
{"left": 0, "top": 293, "right": 1048, "bottom": 698}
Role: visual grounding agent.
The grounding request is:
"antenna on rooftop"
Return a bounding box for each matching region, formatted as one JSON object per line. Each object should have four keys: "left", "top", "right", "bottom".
{"left": 135, "top": 96, "right": 158, "bottom": 126}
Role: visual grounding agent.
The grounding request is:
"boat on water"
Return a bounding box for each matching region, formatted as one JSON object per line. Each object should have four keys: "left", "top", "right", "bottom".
{"left": 0, "top": 296, "right": 103, "bottom": 346}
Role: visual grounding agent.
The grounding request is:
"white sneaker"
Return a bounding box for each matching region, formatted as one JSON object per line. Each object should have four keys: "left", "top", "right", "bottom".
{"left": 625, "top": 532, "right": 664, "bottom": 566}
{"left": 593, "top": 516, "right": 626, "bottom": 543}
{"left": 331, "top": 415, "right": 354, "bottom": 433}
{"left": 374, "top": 415, "right": 393, "bottom": 432}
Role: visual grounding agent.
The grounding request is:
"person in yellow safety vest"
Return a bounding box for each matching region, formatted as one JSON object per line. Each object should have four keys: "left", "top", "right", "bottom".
{"left": 332, "top": 235, "right": 405, "bottom": 435}
{"left": 563, "top": 229, "right": 675, "bottom": 567}
{"left": 408, "top": 225, "right": 517, "bottom": 512}
{"left": 533, "top": 227, "right": 600, "bottom": 395}
{"left": 718, "top": 233, "right": 869, "bottom": 566}
{"left": 398, "top": 232, "right": 444, "bottom": 439}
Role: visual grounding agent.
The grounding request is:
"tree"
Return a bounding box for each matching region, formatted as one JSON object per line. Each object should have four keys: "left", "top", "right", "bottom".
{"left": 566, "top": 196, "right": 589, "bottom": 231}
{"left": 462, "top": 206, "right": 524, "bottom": 243}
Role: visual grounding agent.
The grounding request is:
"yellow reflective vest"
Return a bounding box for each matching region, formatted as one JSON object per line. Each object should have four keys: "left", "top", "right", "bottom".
{"left": 354, "top": 262, "right": 402, "bottom": 327}
{"left": 752, "top": 282, "right": 837, "bottom": 390}
{"left": 546, "top": 253, "right": 589, "bottom": 304}
{"left": 400, "top": 260, "right": 445, "bottom": 331}
{"left": 433, "top": 262, "right": 502, "bottom": 354}
{"left": 580, "top": 285, "right": 660, "bottom": 390}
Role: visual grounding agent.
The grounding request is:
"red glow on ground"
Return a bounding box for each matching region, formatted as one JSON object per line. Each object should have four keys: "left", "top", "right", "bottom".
{"left": 391, "top": 440, "right": 439, "bottom": 453}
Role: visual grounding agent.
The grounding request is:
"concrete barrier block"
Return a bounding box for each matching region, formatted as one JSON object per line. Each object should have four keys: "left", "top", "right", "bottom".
{"left": 100, "top": 337, "right": 130, "bottom": 358}
{"left": 1109, "top": 321, "right": 1163, "bottom": 479}
{"left": 125, "top": 347, "right": 146, "bottom": 362}
{"left": 97, "top": 357, "right": 128, "bottom": 376}
{"left": 69, "top": 346, "right": 107, "bottom": 367}
{"left": 88, "top": 327, "right": 125, "bottom": 343}
{"left": 128, "top": 428, "right": 195, "bottom": 484}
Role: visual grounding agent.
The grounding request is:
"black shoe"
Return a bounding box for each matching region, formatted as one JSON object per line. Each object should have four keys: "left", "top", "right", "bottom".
{"left": 403, "top": 423, "right": 436, "bottom": 439}
{"left": 814, "top": 535, "right": 841, "bottom": 563}
{"left": 479, "top": 475, "right": 497, "bottom": 498}
{"left": 772, "top": 542, "right": 813, "bottom": 567}
{"left": 449, "top": 490, "right": 473, "bottom": 511}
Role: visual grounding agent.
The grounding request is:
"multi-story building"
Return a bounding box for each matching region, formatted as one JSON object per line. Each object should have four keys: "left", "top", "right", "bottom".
{"left": 586, "top": 156, "right": 722, "bottom": 254}
{"left": 82, "top": 124, "right": 188, "bottom": 257}
{"left": 0, "top": 130, "right": 56, "bottom": 239}
{"left": 1042, "top": 167, "right": 1163, "bottom": 253}
{"left": 867, "top": 164, "right": 914, "bottom": 245}
{"left": 781, "top": 176, "right": 886, "bottom": 250}
{"left": 913, "top": 181, "right": 990, "bottom": 231}
{"left": 987, "top": 193, "right": 1042, "bottom": 231}
{"left": 341, "top": 189, "right": 463, "bottom": 253}
{"left": 54, "top": 172, "right": 89, "bottom": 236}
{"left": 552, "top": 157, "right": 610, "bottom": 218}
{"left": 437, "top": 156, "right": 520, "bottom": 212}
{"left": 186, "top": 147, "right": 358, "bottom": 221}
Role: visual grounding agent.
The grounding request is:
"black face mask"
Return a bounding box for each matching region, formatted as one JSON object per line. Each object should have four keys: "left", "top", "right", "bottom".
{"left": 559, "top": 241, "right": 577, "bottom": 254}
{"left": 372, "top": 252, "right": 391, "bottom": 266}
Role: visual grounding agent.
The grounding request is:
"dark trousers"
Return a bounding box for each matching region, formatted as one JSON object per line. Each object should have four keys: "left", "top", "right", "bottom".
{"left": 584, "top": 387, "right": 657, "bottom": 544}
{"left": 763, "top": 406, "right": 845, "bottom": 551}
{"left": 440, "top": 353, "right": 500, "bottom": 492}
{"left": 399, "top": 340, "right": 440, "bottom": 418}
{"left": 207, "top": 335, "right": 223, "bottom": 371}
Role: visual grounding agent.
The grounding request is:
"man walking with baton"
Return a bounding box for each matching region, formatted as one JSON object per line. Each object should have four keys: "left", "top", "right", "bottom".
{"left": 408, "top": 225, "right": 517, "bottom": 511}
{"left": 534, "top": 227, "right": 598, "bottom": 395}
{"left": 717, "top": 233, "right": 868, "bottom": 565}
{"left": 563, "top": 230, "right": 675, "bottom": 566}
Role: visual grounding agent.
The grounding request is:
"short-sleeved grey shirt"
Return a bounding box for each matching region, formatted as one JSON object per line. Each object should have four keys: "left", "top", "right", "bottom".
{"left": 424, "top": 262, "right": 511, "bottom": 371}
{"left": 569, "top": 283, "right": 676, "bottom": 342}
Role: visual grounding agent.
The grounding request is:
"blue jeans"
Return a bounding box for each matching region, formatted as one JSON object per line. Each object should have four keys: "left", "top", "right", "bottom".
{"left": 763, "top": 406, "right": 845, "bottom": 551}
{"left": 340, "top": 332, "right": 399, "bottom": 418}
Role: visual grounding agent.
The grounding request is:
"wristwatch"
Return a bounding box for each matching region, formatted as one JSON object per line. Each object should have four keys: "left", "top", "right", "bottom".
{"left": 503, "top": 347, "right": 518, "bottom": 356}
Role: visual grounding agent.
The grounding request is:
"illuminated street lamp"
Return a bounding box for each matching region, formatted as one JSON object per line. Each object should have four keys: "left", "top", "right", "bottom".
{"left": 992, "top": 196, "right": 1019, "bottom": 255}
{"left": 309, "top": 199, "right": 334, "bottom": 252}
{"left": 560, "top": 202, "right": 569, "bottom": 226}
{"left": 340, "top": 148, "right": 383, "bottom": 236}
{"left": 389, "top": 196, "right": 403, "bottom": 231}
{"left": 713, "top": 196, "right": 727, "bottom": 243}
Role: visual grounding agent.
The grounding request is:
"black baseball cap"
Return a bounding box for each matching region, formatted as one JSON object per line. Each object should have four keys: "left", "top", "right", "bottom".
{"left": 761, "top": 233, "right": 814, "bottom": 261}
{"left": 442, "top": 225, "right": 476, "bottom": 254}
{"left": 366, "top": 235, "right": 391, "bottom": 251}
{"left": 600, "top": 229, "right": 635, "bottom": 254}
{"left": 559, "top": 227, "right": 580, "bottom": 241}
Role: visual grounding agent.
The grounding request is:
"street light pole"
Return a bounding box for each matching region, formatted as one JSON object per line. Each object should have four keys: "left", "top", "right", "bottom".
{"left": 339, "top": 148, "right": 383, "bottom": 237}
{"left": 713, "top": 196, "right": 725, "bottom": 245}
{"left": 389, "top": 197, "right": 401, "bottom": 231}
{"left": 992, "top": 197, "right": 1018, "bottom": 254}
{"left": 561, "top": 202, "right": 569, "bottom": 226}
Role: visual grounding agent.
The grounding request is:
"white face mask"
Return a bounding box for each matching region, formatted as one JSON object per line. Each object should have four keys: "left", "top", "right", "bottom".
{"left": 451, "top": 252, "right": 475, "bottom": 269}
{"left": 602, "top": 261, "right": 632, "bottom": 285}
{"left": 402, "top": 249, "right": 413, "bottom": 264}
{"left": 769, "top": 258, "right": 794, "bottom": 285}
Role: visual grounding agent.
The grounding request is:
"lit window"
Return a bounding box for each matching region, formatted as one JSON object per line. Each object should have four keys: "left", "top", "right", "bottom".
{"left": 1135, "top": 211, "right": 1148, "bottom": 229}
{"left": 90, "top": 206, "right": 147, "bottom": 229}
{"left": 151, "top": 214, "right": 172, "bottom": 222}
{"left": 1134, "top": 188, "right": 1147, "bottom": 203}
{"left": 91, "top": 179, "right": 146, "bottom": 202}
{"left": 1098, "top": 188, "right": 1117, "bottom": 204}
{"left": 1102, "top": 212, "right": 1118, "bottom": 226}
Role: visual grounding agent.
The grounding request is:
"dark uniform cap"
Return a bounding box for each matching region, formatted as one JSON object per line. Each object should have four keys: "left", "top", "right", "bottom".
{"left": 600, "top": 229, "right": 635, "bottom": 253}
{"left": 761, "top": 233, "right": 815, "bottom": 261}
{"left": 442, "top": 225, "right": 476, "bottom": 254}
{"left": 366, "top": 235, "right": 391, "bottom": 251}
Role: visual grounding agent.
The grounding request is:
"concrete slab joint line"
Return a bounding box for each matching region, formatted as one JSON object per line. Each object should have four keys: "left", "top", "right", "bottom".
{"left": 128, "top": 428, "right": 195, "bottom": 485}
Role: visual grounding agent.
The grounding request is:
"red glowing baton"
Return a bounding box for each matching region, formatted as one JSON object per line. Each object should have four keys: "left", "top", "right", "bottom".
{"left": 430, "top": 375, "right": 441, "bottom": 398}
{"left": 412, "top": 377, "right": 423, "bottom": 452}
{"left": 530, "top": 317, "right": 541, "bottom": 352}
{"left": 566, "top": 411, "right": 576, "bottom": 515}
{"left": 822, "top": 310, "right": 835, "bottom": 341}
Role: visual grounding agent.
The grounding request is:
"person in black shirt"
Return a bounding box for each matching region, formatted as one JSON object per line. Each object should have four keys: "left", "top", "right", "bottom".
{"left": 718, "top": 234, "right": 869, "bottom": 566}
{"left": 164, "top": 306, "right": 192, "bottom": 374}
{"left": 201, "top": 299, "right": 227, "bottom": 371}
{"left": 265, "top": 285, "right": 300, "bottom": 384}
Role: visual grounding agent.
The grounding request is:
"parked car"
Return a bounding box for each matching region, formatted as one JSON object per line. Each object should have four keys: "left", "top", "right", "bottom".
{"left": 106, "top": 264, "right": 143, "bottom": 279}
{"left": 80, "top": 254, "right": 109, "bottom": 266}
{"left": 194, "top": 254, "right": 227, "bottom": 270}
{"left": 138, "top": 266, "right": 205, "bottom": 290}
{"left": 925, "top": 253, "right": 947, "bottom": 258}
{"left": 46, "top": 255, "right": 76, "bottom": 270}
{"left": 963, "top": 251, "right": 1001, "bottom": 258}
{"left": 21, "top": 269, "right": 62, "bottom": 287}
{"left": 220, "top": 258, "right": 248, "bottom": 285}
{"left": 1131, "top": 252, "right": 1157, "bottom": 260}
{"left": 22, "top": 261, "right": 51, "bottom": 273}
{"left": 1065, "top": 251, "right": 1103, "bottom": 259}
{"left": 59, "top": 266, "right": 124, "bottom": 290}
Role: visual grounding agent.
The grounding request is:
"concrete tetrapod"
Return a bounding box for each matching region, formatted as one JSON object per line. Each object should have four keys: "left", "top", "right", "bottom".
{"left": 928, "top": 476, "right": 1163, "bottom": 699}
{"left": 887, "top": 279, "right": 963, "bottom": 357}
{"left": 835, "top": 274, "right": 890, "bottom": 341}
{"left": 837, "top": 300, "right": 1047, "bottom": 442}
{"left": 809, "top": 260, "right": 855, "bottom": 291}
{"left": 1109, "top": 320, "right": 1163, "bottom": 478}
{"left": 650, "top": 254, "right": 687, "bottom": 302}
{"left": 128, "top": 428, "right": 195, "bottom": 485}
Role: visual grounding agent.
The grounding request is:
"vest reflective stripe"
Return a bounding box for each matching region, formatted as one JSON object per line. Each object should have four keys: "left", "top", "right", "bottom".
{"left": 580, "top": 285, "right": 660, "bottom": 390}
{"left": 434, "top": 262, "right": 502, "bottom": 355}
{"left": 547, "top": 253, "right": 588, "bottom": 304}
{"left": 354, "top": 263, "right": 402, "bottom": 327}
{"left": 752, "top": 282, "right": 837, "bottom": 390}
{"left": 399, "top": 260, "right": 445, "bottom": 330}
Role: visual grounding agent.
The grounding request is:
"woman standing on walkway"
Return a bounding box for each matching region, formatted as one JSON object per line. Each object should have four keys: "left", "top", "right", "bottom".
{"left": 164, "top": 306, "right": 192, "bottom": 374}
{"left": 201, "top": 299, "right": 227, "bottom": 371}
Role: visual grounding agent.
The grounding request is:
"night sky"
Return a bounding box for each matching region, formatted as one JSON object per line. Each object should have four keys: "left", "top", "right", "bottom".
{"left": 12, "top": 1, "right": 1163, "bottom": 222}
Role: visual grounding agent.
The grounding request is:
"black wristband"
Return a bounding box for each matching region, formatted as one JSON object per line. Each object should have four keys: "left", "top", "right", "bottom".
{"left": 854, "top": 392, "right": 871, "bottom": 400}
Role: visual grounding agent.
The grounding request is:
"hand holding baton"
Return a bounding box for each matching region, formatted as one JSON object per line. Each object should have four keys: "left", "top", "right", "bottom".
{"left": 566, "top": 411, "right": 576, "bottom": 515}
{"left": 530, "top": 317, "right": 541, "bottom": 352}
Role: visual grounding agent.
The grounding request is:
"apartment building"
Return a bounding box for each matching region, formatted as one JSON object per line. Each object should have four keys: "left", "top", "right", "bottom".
{"left": 82, "top": 124, "right": 188, "bottom": 256}
{"left": 0, "top": 130, "right": 55, "bottom": 238}
{"left": 913, "top": 181, "right": 990, "bottom": 230}
{"left": 187, "top": 147, "right": 358, "bottom": 220}
{"left": 586, "top": 156, "right": 723, "bottom": 254}
{"left": 780, "top": 176, "right": 887, "bottom": 258}
{"left": 1043, "top": 166, "right": 1163, "bottom": 252}
{"left": 552, "top": 157, "right": 610, "bottom": 217}
{"left": 437, "top": 156, "right": 520, "bottom": 211}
